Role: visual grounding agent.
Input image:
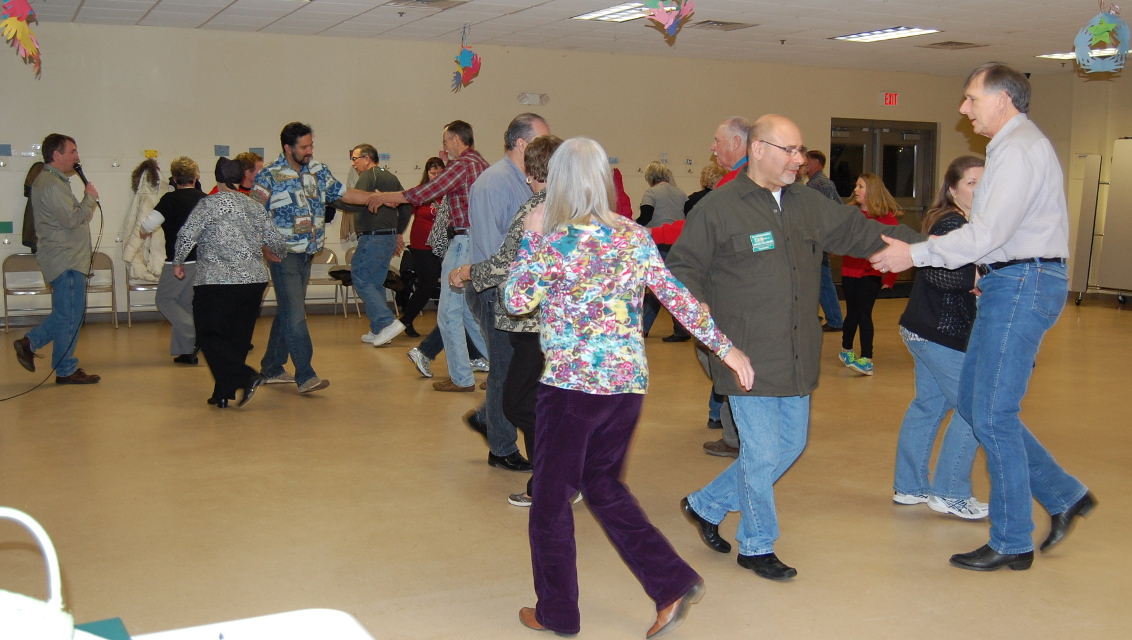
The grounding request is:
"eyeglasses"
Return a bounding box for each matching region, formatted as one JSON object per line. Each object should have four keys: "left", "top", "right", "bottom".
{"left": 760, "top": 140, "right": 808, "bottom": 157}
{"left": 350, "top": 155, "right": 364, "bottom": 161}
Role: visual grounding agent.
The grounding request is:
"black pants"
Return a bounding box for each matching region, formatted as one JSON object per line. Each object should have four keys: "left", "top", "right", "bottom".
{"left": 504, "top": 331, "right": 543, "bottom": 496}
{"left": 194, "top": 282, "right": 266, "bottom": 401}
{"left": 400, "top": 247, "right": 441, "bottom": 327}
{"left": 841, "top": 275, "right": 882, "bottom": 359}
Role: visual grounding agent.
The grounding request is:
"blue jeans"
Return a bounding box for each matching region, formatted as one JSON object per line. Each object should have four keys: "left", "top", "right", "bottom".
{"left": 437, "top": 236, "right": 488, "bottom": 387}
{"left": 261, "top": 252, "right": 317, "bottom": 387}
{"left": 418, "top": 325, "right": 484, "bottom": 362}
{"left": 688, "top": 395, "right": 809, "bottom": 555}
{"left": 958, "top": 261, "right": 1086, "bottom": 554}
{"left": 352, "top": 234, "right": 398, "bottom": 334}
{"left": 471, "top": 288, "right": 519, "bottom": 457}
{"left": 819, "top": 262, "right": 843, "bottom": 328}
{"left": 26, "top": 269, "right": 86, "bottom": 377}
{"left": 894, "top": 336, "right": 980, "bottom": 500}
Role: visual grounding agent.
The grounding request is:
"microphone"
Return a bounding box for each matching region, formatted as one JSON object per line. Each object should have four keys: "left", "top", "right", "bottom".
{"left": 73, "top": 162, "right": 89, "bottom": 186}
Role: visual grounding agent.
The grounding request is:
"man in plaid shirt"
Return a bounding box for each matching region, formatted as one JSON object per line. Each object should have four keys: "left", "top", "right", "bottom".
{"left": 370, "top": 120, "right": 490, "bottom": 391}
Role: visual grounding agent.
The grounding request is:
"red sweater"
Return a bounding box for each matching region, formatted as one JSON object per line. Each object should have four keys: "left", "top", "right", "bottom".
{"left": 841, "top": 208, "right": 899, "bottom": 288}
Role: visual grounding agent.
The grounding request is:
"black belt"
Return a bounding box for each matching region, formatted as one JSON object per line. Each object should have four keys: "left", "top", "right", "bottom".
{"left": 358, "top": 229, "right": 398, "bottom": 236}
{"left": 447, "top": 227, "right": 468, "bottom": 239}
{"left": 977, "top": 257, "right": 1065, "bottom": 276}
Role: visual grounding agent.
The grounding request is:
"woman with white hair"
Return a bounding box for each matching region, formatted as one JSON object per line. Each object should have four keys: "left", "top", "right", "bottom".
{"left": 504, "top": 138, "right": 753, "bottom": 638}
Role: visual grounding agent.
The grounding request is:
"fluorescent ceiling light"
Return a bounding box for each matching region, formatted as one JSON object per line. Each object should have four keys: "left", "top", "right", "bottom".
{"left": 1037, "top": 48, "right": 1118, "bottom": 60}
{"left": 833, "top": 27, "right": 941, "bottom": 43}
{"left": 572, "top": 2, "right": 673, "bottom": 23}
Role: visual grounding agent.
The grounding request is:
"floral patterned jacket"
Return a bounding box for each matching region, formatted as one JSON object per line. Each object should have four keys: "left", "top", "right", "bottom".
{"left": 504, "top": 217, "right": 732, "bottom": 395}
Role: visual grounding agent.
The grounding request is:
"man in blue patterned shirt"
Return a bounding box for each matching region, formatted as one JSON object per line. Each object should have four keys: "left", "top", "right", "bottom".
{"left": 250, "top": 122, "right": 373, "bottom": 393}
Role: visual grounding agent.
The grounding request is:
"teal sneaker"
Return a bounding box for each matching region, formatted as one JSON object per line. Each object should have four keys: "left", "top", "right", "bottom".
{"left": 838, "top": 349, "right": 856, "bottom": 366}
{"left": 847, "top": 356, "right": 874, "bottom": 376}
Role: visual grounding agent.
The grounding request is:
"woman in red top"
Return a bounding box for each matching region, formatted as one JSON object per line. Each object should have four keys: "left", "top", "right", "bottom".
{"left": 839, "top": 173, "right": 900, "bottom": 375}
{"left": 399, "top": 157, "right": 446, "bottom": 337}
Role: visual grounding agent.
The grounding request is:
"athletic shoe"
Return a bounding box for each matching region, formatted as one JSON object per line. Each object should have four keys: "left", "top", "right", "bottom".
{"left": 470, "top": 357, "right": 490, "bottom": 372}
{"left": 893, "top": 491, "right": 930, "bottom": 505}
{"left": 846, "top": 356, "right": 874, "bottom": 375}
{"left": 407, "top": 348, "right": 433, "bottom": 378}
{"left": 371, "top": 320, "right": 405, "bottom": 347}
{"left": 263, "top": 371, "right": 295, "bottom": 385}
{"left": 928, "top": 495, "right": 990, "bottom": 520}
{"left": 361, "top": 332, "right": 378, "bottom": 344}
{"left": 508, "top": 492, "right": 583, "bottom": 507}
{"left": 298, "top": 376, "right": 330, "bottom": 393}
{"left": 838, "top": 349, "right": 856, "bottom": 366}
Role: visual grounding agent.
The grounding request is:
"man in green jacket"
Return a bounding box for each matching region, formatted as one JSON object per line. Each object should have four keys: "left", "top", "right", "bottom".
{"left": 668, "top": 114, "right": 924, "bottom": 581}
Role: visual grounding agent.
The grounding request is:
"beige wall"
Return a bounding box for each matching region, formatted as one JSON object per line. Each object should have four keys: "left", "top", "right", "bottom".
{"left": 4, "top": 22, "right": 1124, "bottom": 296}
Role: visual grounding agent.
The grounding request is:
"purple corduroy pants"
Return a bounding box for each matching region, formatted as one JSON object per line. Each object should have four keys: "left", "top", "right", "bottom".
{"left": 528, "top": 384, "right": 701, "bottom": 635}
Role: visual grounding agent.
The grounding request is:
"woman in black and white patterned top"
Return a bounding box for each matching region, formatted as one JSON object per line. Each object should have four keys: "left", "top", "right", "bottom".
{"left": 174, "top": 158, "right": 286, "bottom": 408}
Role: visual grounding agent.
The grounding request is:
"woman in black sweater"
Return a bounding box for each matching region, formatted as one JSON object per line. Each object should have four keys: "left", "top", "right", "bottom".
{"left": 892, "top": 156, "right": 988, "bottom": 520}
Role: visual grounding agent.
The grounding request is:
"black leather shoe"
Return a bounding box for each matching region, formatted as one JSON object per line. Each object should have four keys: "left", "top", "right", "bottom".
{"left": 207, "top": 397, "right": 229, "bottom": 409}
{"left": 680, "top": 497, "right": 731, "bottom": 553}
{"left": 1041, "top": 492, "right": 1097, "bottom": 552}
{"left": 737, "top": 552, "right": 797, "bottom": 580}
{"left": 949, "top": 544, "right": 1033, "bottom": 571}
{"left": 14, "top": 337, "right": 36, "bottom": 372}
{"left": 173, "top": 353, "right": 199, "bottom": 365}
{"left": 662, "top": 334, "right": 691, "bottom": 342}
{"left": 402, "top": 322, "right": 420, "bottom": 338}
{"left": 489, "top": 451, "right": 532, "bottom": 472}
{"left": 238, "top": 375, "right": 265, "bottom": 408}
{"left": 464, "top": 409, "right": 488, "bottom": 441}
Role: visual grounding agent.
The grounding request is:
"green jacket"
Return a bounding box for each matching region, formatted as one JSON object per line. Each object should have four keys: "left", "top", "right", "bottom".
{"left": 667, "top": 172, "right": 925, "bottom": 397}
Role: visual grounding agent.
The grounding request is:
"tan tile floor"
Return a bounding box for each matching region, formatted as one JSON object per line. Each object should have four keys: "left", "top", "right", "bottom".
{"left": 1, "top": 298, "right": 1129, "bottom": 638}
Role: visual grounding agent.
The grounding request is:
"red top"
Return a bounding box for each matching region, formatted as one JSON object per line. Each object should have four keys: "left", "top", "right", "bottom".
{"left": 841, "top": 208, "right": 899, "bottom": 288}
{"left": 409, "top": 202, "right": 438, "bottom": 250}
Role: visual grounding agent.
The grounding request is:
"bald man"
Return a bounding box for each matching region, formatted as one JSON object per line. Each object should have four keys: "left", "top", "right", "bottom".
{"left": 667, "top": 114, "right": 925, "bottom": 580}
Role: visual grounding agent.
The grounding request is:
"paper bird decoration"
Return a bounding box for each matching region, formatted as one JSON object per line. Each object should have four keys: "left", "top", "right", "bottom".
{"left": 451, "top": 46, "right": 481, "bottom": 92}
{"left": 1075, "top": 11, "right": 1129, "bottom": 73}
{"left": 2, "top": 0, "right": 40, "bottom": 76}
{"left": 644, "top": 0, "right": 695, "bottom": 42}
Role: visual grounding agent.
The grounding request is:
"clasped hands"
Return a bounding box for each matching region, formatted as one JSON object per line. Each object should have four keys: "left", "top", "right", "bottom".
{"left": 366, "top": 192, "right": 396, "bottom": 212}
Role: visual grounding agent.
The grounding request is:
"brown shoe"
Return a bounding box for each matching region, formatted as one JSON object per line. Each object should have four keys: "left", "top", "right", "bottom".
{"left": 647, "top": 580, "right": 705, "bottom": 638}
{"left": 14, "top": 337, "right": 36, "bottom": 372}
{"left": 56, "top": 368, "right": 101, "bottom": 385}
{"left": 703, "top": 439, "right": 738, "bottom": 458}
{"left": 433, "top": 378, "right": 474, "bottom": 392}
{"left": 479, "top": 380, "right": 487, "bottom": 390}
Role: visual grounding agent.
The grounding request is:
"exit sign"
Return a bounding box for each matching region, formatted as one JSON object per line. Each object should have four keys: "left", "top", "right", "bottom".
{"left": 881, "top": 92, "right": 899, "bottom": 106}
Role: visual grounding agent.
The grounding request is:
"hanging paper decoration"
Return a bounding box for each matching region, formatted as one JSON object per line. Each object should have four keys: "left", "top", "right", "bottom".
{"left": 644, "top": 0, "right": 695, "bottom": 43}
{"left": 2, "top": 0, "right": 40, "bottom": 76}
{"left": 1074, "top": 7, "right": 1129, "bottom": 73}
{"left": 451, "top": 24, "right": 481, "bottom": 92}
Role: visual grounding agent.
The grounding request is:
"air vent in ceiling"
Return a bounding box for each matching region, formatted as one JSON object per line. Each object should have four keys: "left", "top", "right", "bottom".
{"left": 384, "top": 0, "right": 467, "bottom": 10}
{"left": 689, "top": 20, "right": 757, "bottom": 32}
{"left": 918, "top": 41, "right": 986, "bottom": 50}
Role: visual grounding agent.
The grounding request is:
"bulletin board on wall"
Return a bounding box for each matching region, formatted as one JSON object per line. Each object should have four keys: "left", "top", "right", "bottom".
{"left": 1096, "top": 139, "right": 1132, "bottom": 295}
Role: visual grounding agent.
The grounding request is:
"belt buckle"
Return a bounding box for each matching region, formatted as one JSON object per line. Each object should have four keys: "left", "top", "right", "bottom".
{"left": 977, "top": 264, "right": 989, "bottom": 277}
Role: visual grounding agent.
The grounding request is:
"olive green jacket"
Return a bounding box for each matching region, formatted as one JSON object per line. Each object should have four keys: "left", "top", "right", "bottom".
{"left": 667, "top": 172, "right": 925, "bottom": 397}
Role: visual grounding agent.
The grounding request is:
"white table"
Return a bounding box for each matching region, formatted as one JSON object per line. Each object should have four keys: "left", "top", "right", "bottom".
{"left": 125, "top": 608, "right": 376, "bottom": 640}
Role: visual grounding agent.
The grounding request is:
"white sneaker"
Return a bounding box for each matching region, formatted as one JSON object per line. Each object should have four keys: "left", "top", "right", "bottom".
{"left": 893, "top": 491, "right": 930, "bottom": 505}
{"left": 371, "top": 320, "right": 405, "bottom": 347}
{"left": 263, "top": 371, "right": 295, "bottom": 385}
{"left": 298, "top": 377, "right": 330, "bottom": 393}
{"left": 361, "top": 332, "right": 378, "bottom": 344}
{"left": 928, "top": 495, "right": 989, "bottom": 520}
{"left": 407, "top": 348, "right": 433, "bottom": 378}
{"left": 470, "top": 358, "right": 490, "bottom": 372}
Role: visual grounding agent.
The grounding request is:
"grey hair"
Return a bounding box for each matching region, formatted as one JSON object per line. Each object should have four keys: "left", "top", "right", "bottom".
{"left": 503, "top": 113, "right": 549, "bottom": 151}
{"left": 352, "top": 144, "right": 378, "bottom": 163}
{"left": 721, "top": 116, "right": 751, "bottom": 148}
{"left": 965, "top": 62, "right": 1030, "bottom": 114}
{"left": 542, "top": 138, "right": 624, "bottom": 234}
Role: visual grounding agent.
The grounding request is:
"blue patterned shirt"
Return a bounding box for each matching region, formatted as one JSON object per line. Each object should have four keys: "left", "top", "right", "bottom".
{"left": 251, "top": 154, "right": 346, "bottom": 254}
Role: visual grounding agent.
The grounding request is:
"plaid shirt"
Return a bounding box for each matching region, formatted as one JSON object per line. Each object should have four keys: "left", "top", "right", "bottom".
{"left": 402, "top": 148, "right": 488, "bottom": 229}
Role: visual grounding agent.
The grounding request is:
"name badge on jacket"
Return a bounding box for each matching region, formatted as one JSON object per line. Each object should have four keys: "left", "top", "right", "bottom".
{"left": 750, "top": 231, "right": 775, "bottom": 252}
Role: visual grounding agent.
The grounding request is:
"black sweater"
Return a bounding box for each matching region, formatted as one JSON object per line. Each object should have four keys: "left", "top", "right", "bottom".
{"left": 898, "top": 213, "right": 977, "bottom": 352}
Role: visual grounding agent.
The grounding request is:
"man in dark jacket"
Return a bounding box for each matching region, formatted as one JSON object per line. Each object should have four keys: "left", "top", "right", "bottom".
{"left": 668, "top": 114, "right": 924, "bottom": 581}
